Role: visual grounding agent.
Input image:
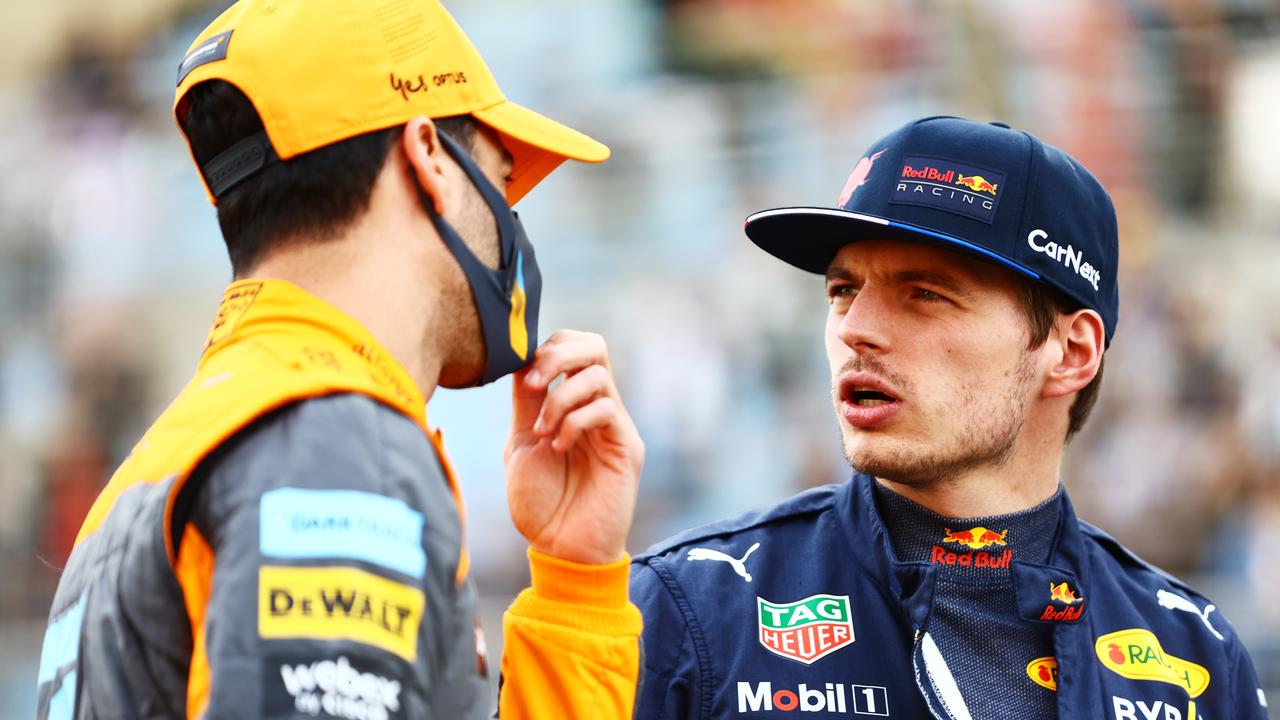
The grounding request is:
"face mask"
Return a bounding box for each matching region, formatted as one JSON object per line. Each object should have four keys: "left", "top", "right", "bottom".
{"left": 426, "top": 129, "right": 543, "bottom": 386}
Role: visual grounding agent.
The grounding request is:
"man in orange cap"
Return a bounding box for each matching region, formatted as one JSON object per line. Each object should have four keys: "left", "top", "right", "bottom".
{"left": 35, "top": 1, "right": 644, "bottom": 718}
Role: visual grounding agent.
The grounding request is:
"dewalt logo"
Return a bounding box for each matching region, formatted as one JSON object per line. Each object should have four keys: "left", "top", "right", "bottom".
{"left": 259, "top": 566, "right": 424, "bottom": 661}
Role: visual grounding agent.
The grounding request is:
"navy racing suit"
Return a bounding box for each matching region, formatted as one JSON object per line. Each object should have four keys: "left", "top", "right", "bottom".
{"left": 630, "top": 474, "right": 1269, "bottom": 719}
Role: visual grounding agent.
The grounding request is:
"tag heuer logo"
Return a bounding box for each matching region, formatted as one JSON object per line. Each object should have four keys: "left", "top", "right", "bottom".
{"left": 757, "top": 594, "right": 855, "bottom": 664}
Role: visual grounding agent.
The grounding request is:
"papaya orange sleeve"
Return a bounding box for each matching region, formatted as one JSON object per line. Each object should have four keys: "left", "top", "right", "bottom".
{"left": 498, "top": 548, "right": 643, "bottom": 719}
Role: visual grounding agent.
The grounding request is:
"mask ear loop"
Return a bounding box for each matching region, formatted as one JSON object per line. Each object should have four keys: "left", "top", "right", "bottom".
{"left": 435, "top": 129, "right": 517, "bottom": 274}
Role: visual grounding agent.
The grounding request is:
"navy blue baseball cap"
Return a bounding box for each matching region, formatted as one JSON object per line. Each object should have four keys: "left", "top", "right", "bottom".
{"left": 745, "top": 116, "right": 1120, "bottom": 344}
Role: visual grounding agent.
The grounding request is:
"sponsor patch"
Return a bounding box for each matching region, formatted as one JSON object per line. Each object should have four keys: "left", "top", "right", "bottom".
{"left": 736, "top": 681, "right": 888, "bottom": 715}
{"left": 930, "top": 526, "right": 1012, "bottom": 570}
{"left": 1111, "top": 695, "right": 1198, "bottom": 720}
{"left": 1026, "top": 656, "right": 1058, "bottom": 691}
{"left": 1041, "top": 580, "right": 1085, "bottom": 622}
{"left": 264, "top": 653, "right": 404, "bottom": 720}
{"left": 686, "top": 541, "right": 760, "bottom": 583}
{"left": 890, "top": 155, "right": 1007, "bottom": 223}
{"left": 38, "top": 592, "right": 86, "bottom": 686}
{"left": 1155, "top": 588, "right": 1223, "bottom": 640}
{"left": 838, "top": 149, "right": 889, "bottom": 206}
{"left": 1026, "top": 229, "right": 1102, "bottom": 292}
{"left": 1095, "top": 628, "right": 1209, "bottom": 699}
{"left": 259, "top": 488, "right": 426, "bottom": 580}
{"left": 205, "top": 282, "right": 261, "bottom": 349}
{"left": 757, "top": 594, "right": 855, "bottom": 664}
{"left": 178, "top": 30, "right": 233, "bottom": 85}
{"left": 259, "top": 566, "right": 424, "bottom": 661}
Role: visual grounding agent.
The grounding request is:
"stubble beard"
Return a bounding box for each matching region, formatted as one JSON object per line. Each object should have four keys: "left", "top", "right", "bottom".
{"left": 433, "top": 182, "right": 500, "bottom": 388}
{"left": 838, "top": 351, "right": 1038, "bottom": 488}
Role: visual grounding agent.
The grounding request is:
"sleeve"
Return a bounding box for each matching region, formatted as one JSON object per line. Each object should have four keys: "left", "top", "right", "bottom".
{"left": 1228, "top": 636, "right": 1271, "bottom": 719}
{"left": 180, "top": 394, "right": 484, "bottom": 719}
{"left": 627, "top": 558, "right": 704, "bottom": 720}
{"left": 496, "top": 549, "right": 644, "bottom": 719}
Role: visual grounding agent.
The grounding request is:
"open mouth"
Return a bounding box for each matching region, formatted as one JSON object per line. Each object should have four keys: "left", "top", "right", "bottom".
{"left": 849, "top": 389, "right": 896, "bottom": 407}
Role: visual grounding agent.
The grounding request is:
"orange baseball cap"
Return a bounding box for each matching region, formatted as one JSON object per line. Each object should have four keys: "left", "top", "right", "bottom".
{"left": 173, "top": 0, "right": 609, "bottom": 205}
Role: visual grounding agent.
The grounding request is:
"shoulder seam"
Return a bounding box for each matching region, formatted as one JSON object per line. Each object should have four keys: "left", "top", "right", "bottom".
{"left": 639, "top": 490, "right": 838, "bottom": 559}
{"left": 645, "top": 556, "right": 718, "bottom": 718}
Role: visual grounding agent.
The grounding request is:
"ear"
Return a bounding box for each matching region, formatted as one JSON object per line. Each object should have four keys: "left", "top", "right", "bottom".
{"left": 401, "top": 116, "right": 451, "bottom": 216}
{"left": 1042, "top": 309, "right": 1105, "bottom": 399}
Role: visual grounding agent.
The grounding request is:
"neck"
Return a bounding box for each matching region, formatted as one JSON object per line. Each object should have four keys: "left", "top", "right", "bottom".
{"left": 244, "top": 224, "right": 444, "bottom": 403}
{"left": 875, "top": 421, "right": 1066, "bottom": 517}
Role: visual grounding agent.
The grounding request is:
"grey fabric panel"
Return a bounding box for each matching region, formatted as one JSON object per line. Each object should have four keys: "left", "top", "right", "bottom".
{"left": 191, "top": 393, "right": 491, "bottom": 719}
{"left": 36, "top": 479, "right": 192, "bottom": 720}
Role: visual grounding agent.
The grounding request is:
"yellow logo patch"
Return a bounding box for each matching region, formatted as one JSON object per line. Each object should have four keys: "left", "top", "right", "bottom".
{"left": 259, "top": 566, "right": 424, "bottom": 661}
{"left": 1094, "top": 628, "right": 1210, "bottom": 698}
{"left": 205, "top": 281, "right": 262, "bottom": 349}
{"left": 508, "top": 252, "right": 529, "bottom": 360}
{"left": 1026, "top": 656, "right": 1058, "bottom": 691}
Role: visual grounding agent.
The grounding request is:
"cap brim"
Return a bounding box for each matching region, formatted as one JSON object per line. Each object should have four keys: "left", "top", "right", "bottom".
{"left": 472, "top": 100, "right": 610, "bottom": 205}
{"left": 743, "top": 207, "right": 1041, "bottom": 281}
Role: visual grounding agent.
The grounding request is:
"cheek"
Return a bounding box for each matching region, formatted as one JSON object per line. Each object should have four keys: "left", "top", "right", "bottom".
{"left": 824, "top": 313, "right": 848, "bottom": 368}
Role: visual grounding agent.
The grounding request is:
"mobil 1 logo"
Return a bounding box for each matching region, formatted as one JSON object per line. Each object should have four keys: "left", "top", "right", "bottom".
{"left": 736, "top": 681, "right": 889, "bottom": 715}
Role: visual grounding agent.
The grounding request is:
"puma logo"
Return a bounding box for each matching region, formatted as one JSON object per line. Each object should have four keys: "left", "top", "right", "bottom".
{"left": 687, "top": 542, "right": 761, "bottom": 582}
{"left": 1156, "top": 588, "right": 1223, "bottom": 640}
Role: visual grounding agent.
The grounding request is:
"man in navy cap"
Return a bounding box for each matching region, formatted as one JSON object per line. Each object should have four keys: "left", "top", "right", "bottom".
{"left": 630, "top": 117, "right": 1269, "bottom": 719}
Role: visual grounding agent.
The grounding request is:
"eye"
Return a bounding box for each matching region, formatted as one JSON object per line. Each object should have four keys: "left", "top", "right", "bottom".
{"left": 827, "top": 282, "right": 857, "bottom": 311}
{"left": 913, "top": 287, "right": 947, "bottom": 303}
{"left": 827, "top": 283, "right": 856, "bottom": 300}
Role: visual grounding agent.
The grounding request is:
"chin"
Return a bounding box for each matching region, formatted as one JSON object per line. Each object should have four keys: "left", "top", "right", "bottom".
{"left": 842, "top": 431, "right": 937, "bottom": 485}
{"left": 438, "top": 361, "right": 486, "bottom": 389}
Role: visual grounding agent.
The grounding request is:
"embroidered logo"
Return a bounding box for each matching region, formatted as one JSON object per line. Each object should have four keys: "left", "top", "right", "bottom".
{"left": 687, "top": 542, "right": 760, "bottom": 582}
{"left": 1156, "top": 588, "right": 1223, "bottom": 641}
{"left": 757, "top": 594, "right": 855, "bottom": 664}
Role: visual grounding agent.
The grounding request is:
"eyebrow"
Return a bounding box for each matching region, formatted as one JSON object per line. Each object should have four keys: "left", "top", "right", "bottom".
{"left": 893, "top": 270, "right": 973, "bottom": 299}
{"left": 824, "top": 266, "right": 973, "bottom": 299}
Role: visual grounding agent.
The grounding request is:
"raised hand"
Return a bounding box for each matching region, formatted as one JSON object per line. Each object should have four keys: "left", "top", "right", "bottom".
{"left": 504, "top": 330, "right": 644, "bottom": 565}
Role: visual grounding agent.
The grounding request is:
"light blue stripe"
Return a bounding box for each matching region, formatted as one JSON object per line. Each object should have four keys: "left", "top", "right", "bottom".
{"left": 46, "top": 670, "right": 76, "bottom": 720}
{"left": 37, "top": 594, "right": 86, "bottom": 685}
{"left": 885, "top": 219, "right": 1042, "bottom": 280}
{"left": 260, "top": 488, "right": 426, "bottom": 579}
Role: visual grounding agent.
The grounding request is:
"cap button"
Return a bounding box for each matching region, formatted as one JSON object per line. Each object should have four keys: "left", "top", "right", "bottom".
{"left": 989, "top": 121, "right": 1011, "bottom": 129}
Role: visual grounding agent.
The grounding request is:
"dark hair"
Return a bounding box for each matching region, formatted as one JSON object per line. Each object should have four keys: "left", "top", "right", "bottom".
{"left": 1017, "top": 282, "right": 1105, "bottom": 441}
{"left": 181, "top": 80, "right": 477, "bottom": 274}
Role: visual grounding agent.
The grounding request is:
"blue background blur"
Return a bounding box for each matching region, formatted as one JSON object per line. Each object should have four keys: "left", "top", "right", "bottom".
{"left": 2, "top": 0, "right": 1279, "bottom": 714}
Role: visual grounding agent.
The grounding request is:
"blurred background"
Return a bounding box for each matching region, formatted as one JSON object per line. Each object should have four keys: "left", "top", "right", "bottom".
{"left": 2, "top": 0, "right": 1279, "bottom": 714}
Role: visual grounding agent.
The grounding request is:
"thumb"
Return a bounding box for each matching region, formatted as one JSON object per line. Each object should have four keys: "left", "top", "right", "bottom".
{"left": 510, "top": 366, "right": 545, "bottom": 434}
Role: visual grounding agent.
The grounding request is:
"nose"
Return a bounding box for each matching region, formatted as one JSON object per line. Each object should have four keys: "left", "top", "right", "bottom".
{"left": 833, "top": 285, "right": 892, "bottom": 354}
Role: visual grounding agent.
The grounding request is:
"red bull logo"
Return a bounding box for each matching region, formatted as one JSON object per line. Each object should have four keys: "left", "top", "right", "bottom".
{"left": 900, "top": 164, "right": 956, "bottom": 184}
{"left": 838, "top": 149, "right": 887, "bottom": 206}
{"left": 1041, "top": 580, "right": 1085, "bottom": 622}
{"left": 954, "top": 174, "right": 999, "bottom": 195}
{"left": 1026, "top": 656, "right": 1059, "bottom": 691}
{"left": 1049, "top": 582, "right": 1082, "bottom": 605}
{"left": 891, "top": 155, "right": 1007, "bottom": 223}
{"left": 930, "top": 526, "right": 1012, "bottom": 569}
{"left": 942, "top": 526, "right": 1007, "bottom": 550}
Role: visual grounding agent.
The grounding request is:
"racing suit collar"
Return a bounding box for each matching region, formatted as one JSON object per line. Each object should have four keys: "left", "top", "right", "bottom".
{"left": 837, "top": 473, "right": 1092, "bottom": 632}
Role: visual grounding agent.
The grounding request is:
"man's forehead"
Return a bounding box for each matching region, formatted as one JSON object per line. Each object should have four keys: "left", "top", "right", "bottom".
{"left": 825, "top": 238, "right": 1017, "bottom": 288}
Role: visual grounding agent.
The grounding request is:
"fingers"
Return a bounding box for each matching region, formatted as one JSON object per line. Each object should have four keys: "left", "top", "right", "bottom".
{"left": 522, "top": 331, "right": 612, "bottom": 393}
{"left": 533, "top": 364, "right": 611, "bottom": 440}
{"left": 550, "top": 396, "right": 626, "bottom": 452}
{"left": 510, "top": 365, "right": 546, "bottom": 434}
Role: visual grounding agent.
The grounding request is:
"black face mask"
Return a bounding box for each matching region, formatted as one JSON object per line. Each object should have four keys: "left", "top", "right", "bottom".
{"left": 425, "top": 130, "right": 543, "bottom": 386}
